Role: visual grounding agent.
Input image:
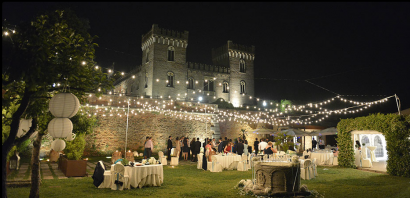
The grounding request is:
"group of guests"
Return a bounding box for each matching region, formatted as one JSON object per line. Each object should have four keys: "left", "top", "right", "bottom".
{"left": 167, "top": 136, "right": 206, "bottom": 162}
{"left": 253, "top": 138, "right": 278, "bottom": 154}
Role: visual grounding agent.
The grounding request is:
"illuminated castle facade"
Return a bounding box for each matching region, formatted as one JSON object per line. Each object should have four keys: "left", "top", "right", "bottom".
{"left": 114, "top": 24, "right": 255, "bottom": 107}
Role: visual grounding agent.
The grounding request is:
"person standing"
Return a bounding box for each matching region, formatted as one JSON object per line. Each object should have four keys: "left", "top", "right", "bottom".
{"left": 312, "top": 137, "right": 317, "bottom": 151}
{"left": 223, "top": 137, "right": 229, "bottom": 151}
{"left": 254, "top": 138, "right": 260, "bottom": 154}
{"left": 145, "top": 137, "right": 153, "bottom": 158}
{"left": 183, "top": 137, "right": 189, "bottom": 161}
{"left": 259, "top": 139, "right": 267, "bottom": 154}
{"left": 179, "top": 136, "right": 184, "bottom": 159}
{"left": 194, "top": 138, "right": 201, "bottom": 162}
{"left": 190, "top": 138, "right": 196, "bottom": 162}
{"left": 175, "top": 137, "right": 181, "bottom": 158}
{"left": 217, "top": 138, "right": 224, "bottom": 153}
{"left": 319, "top": 137, "right": 325, "bottom": 149}
{"left": 143, "top": 136, "right": 149, "bottom": 159}
{"left": 237, "top": 139, "right": 244, "bottom": 155}
{"left": 187, "top": 137, "right": 191, "bottom": 160}
{"left": 243, "top": 140, "right": 249, "bottom": 156}
{"left": 212, "top": 138, "right": 217, "bottom": 151}
{"left": 167, "top": 136, "right": 173, "bottom": 161}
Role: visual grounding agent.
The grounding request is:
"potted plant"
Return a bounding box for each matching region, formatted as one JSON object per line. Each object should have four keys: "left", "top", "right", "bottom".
{"left": 59, "top": 113, "right": 97, "bottom": 177}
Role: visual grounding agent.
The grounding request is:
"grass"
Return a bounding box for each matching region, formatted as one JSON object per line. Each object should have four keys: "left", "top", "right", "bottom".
{"left": 6, "top": 162, "right": 410, "bottom": 198}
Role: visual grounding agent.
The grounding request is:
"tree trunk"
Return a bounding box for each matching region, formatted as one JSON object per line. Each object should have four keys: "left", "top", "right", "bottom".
{"left": 29, "top": 133, "right": 43, "bottom": 198}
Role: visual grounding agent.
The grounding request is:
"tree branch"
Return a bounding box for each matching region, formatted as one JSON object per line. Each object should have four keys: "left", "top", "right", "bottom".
{"left": 15, "top": 118, "right": 38, "bottom": 146}
{"left": 2, "top": 86, "right": 34, "bottom": 152}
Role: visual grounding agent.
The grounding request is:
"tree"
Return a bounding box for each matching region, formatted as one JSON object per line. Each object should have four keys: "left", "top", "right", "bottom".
{"left": 2, "top": 9, "right": 114, "bottom": 198}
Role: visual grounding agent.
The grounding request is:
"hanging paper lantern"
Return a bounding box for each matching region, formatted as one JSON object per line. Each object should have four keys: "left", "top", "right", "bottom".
{"left": 17, "top": 119, "right": 32, "bottom": 138}
{"left": 48, "top": 118, "right": 73, "bottom": 138}
{"left": 65, "top": 132, "right": 76, "bottom": 141}
{"left": 49, "top": 93, "right": 80, "bottom": 118}
{"left": 51, "top": 139, "right": 66, "bottom": 152}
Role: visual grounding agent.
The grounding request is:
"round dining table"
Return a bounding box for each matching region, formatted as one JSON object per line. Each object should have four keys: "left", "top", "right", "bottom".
{"left": 310, "top": 151, "right": 333, "bottom": 165}
{"left": 214, "top": 154, "right": 242, "bottom": 169}
{"left": 110, "top": 164, "right": 163, "bottom": 189}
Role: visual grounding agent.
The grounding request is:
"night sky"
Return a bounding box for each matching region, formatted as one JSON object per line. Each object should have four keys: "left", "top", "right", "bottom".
{"left": 3, "top": 2, "right": 410, "bottom": 114}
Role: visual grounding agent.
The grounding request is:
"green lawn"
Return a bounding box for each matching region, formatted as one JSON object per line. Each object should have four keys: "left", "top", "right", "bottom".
{"left": 6, "top": 163, "right": 410, "bottom": 198}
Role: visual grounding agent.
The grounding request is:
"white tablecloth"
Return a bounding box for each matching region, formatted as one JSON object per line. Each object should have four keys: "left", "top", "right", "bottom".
{"left": 367, "top": 146, "right": 378, "bottom": 162}
{"left": 311, "top": 152, "right": 333, "bottom": 165}
{"left": 214, "top": 155, "right": 242, "bottom": 169}
{"left": 110, "top": 164, "right": 163, "bottom": 188}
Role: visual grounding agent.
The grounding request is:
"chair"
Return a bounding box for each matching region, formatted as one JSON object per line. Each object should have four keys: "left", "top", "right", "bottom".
{"left": 197, "top": 153, "right": 203, "bottom": 169}
{"left": 361, "top": 151, "right": 372, "bottom": 168}
{"left": 303, "top": 151, "right": 310, "bottom": 159}
{"left": 300, "top": 160, "right": 312, "bottom": 180}
{"left": 311, "top": 158, "right": 318, "bottom": 177}
{"left": 237, "top": 154, "right": 248, "bottom": 171}
{"left": 228, "top": 160, "right": 239, "bottom": 170}
{"left": 94, "top": 161, "right": 111, "bottom": 188}
{"left": 333, "top": 156, "right": 338, "bottom": 165}
{"left": 170, "top": 151, "right": 179, "bottom": 166}
{"left": 111, "top": 164, "right": 129, "bottom": 190}
{"left": 210, "top": 156, "right": 222, "bottom": 172}
{"left": 158, "top": 151, "right": 164, "bottom": 163}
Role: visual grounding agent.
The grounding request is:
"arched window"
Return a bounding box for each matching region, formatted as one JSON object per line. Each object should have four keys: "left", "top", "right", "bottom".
{"left": 187, "top": 78, "right": 194, "bottom": 89}
{"left": 144, "top": 71, "right": 148, "bottom": 88}
{"left": 223, "top": 82, "right": 229, "bottom": 93}
{"left": 204, "top": 79, "right": 214, "bottom": 91}
{"left": 240, "top": 80, "right": 246, "bottom": 94}
{"left": 146, "top": 48, "right": 150, "bottom": 63}
{"left": 374, "top": 135, "right": 384, "bottom": 158}
{"left": 168, "top": 46, "right": 175, "bottom": 61}
{"left": 167, "top": 72, "right": 174, "bottom": 87}
{"left": 239, "top": 59, "right": 246, "bottom": 73}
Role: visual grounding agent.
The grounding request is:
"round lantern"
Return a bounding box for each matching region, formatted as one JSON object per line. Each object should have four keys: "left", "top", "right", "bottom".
{"left": 49, "top": 93, "right": 80, "bottom": 118}
{"left": 17, "top": 119, "right": 32, "bottom": 138}
{"left": 51, "top": 139, "right": 66, "bottom": 152}
{"left": 48, "top": 118, "right": 73, "bottom": 138}
{"left": 65, "top": 132, "right": 76, "bottom": 141}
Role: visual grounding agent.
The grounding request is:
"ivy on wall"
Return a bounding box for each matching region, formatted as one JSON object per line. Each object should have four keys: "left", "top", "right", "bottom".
{"left": 336, "top": 113, "right": 410, "bottom": 177}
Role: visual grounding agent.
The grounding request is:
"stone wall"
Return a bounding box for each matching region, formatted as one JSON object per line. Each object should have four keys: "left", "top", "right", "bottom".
{"left": 85, "top": 111, "right": 213, "bottom": 154}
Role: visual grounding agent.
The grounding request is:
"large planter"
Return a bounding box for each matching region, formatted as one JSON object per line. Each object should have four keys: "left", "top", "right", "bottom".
{"left": 58, "top": 157, "right": 87, "bottom": 177}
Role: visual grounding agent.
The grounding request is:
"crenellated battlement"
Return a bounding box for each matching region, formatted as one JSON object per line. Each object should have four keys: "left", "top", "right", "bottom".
{"left": 141, "top": 24, "right": 189, "bottom": 50}
{"left": 212, "top": 40, "right": 255, "bottom": 63}
{"left": 186, "top": 62, "right": 230, "bottom": 74}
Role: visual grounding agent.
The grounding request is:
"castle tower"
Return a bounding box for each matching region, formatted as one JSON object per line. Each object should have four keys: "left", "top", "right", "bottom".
{"left": 140, "top": 24, "right": 189, "bottom": 98}
{"left": 212, "top": 40, "right": 255, "bottom": 107}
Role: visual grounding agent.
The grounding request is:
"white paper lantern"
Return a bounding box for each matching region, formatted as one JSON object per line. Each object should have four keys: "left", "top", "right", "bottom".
{"left": 48, "top": 118, "right": 73, "bottom": 138}
{"left": 49, "top": 93, "right": 80, "bottom": 118}
{"left": 51, "top": 139, "right": 66, "bottom": 152}
{"left": 65, "top": 132, "right": 76, "bottom": 141}
{"left": 17, "top": 119, "right": 32, "bottom": 138}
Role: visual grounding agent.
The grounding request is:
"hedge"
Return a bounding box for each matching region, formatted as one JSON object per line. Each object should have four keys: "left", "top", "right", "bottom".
{"left": 336, "top": 113, "right": 410, "bottom": 177}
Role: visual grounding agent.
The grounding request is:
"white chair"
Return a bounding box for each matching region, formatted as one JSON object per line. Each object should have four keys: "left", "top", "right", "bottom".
{"left": 170, "top": 151, "right": 179, "bottom": 166}
{"left": 97, "top": 161, "right": 111, "bottom": 188}
{"left": 300, "top": 160, "right": 312, "bottom": 180}
{"left": 228, "top": 160, "right": 239, "bottom": 170}
{"left": 333, "top": 156, "right": 338, "bottom": 165}
{"left": 279, "top": 151, "right": 286, "bottom": 155}
{"left": 303, "top": 151, "right": 310, "bottom": 159}
{"left": 158, "top": 151, "right": 164, "bottom": 163}
{"left": 210, "top": 155, "right": 222, "bottom": 172}
{"left": 237, "top": 154, "right": 248, "bottom": 171}
{"left": 360, "top": 149, "right": 372, "bottom": 168}
{"left": 111, "top": 164, "right": 129, "bottom": 190}
{"left": 311, "top": 158, "right": 318, "bottom": 176}
{"left": 197, "top": 153, "right": 203, "bottom": 169}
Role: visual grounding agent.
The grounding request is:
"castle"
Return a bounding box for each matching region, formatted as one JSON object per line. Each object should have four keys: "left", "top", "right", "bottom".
{"left": 114, "top": 24, "right": 255, "bottom": 107}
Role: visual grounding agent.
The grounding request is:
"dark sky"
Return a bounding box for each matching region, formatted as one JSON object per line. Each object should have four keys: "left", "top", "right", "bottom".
{"left": 3, "top": 2, "right": 409, "bottom": 113}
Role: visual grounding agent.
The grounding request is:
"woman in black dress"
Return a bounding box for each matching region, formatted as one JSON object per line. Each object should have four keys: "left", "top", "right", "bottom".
{"left": 190, "top": 138, "right": 196, "bottom": 162}
{"left": 183, "top": 137, "right": 189, "bottom": 161}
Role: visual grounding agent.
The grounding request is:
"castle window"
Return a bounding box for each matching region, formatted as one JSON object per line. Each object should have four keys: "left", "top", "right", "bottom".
{"left": 223, "top": 82, "right": 229, "bottom": 93}
{"left": 168, "top": 46, "right": 175, "bottom": 61}
{"left": 204, "top": 79, "right": 214, "bottom": 92}
{"left": 146, "top": 48, "right": 150, "bottom": 63}
{"left": 145, "top": 72, "right": 148, "bottom": 88}
{"left": 187, "top": 78, "right": 194, "bottom": 89}
{"left": 240, "top": 80, "right": 246, "bottom": 94}
{"left": 167, "top": 72, "right": 174, "bottom": 87}
{"left": 239, "top": 59, "right": 246, "bottom": 73}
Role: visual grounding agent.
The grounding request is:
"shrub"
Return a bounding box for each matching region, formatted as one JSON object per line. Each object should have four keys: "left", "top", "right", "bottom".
{"left": 65, "top": 133, "right": 86, "bottom": 160}
{"left": 337, "top": 113, "right": 410, "bottom": 177}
